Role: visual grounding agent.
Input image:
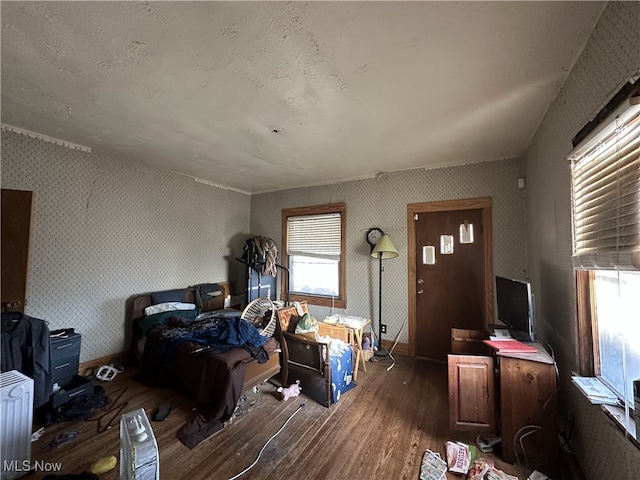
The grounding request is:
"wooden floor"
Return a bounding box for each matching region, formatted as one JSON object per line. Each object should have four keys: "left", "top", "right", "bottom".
{"left": 24, "top": 355, "right": 565, "bottom": 480}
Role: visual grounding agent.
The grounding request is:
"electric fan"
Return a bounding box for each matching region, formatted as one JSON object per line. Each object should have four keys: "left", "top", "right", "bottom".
{"left": 241, "top": 297, "right": 277, "bottom": 337}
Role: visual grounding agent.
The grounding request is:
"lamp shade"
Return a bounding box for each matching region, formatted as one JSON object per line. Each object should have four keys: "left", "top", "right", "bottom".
{"left": 371, "top": 234, "right": 399, "bottom": 259}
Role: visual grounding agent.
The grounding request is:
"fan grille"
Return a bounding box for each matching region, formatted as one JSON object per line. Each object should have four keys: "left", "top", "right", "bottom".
{"left": 241, "top": 297, "right": 276, "bottom": 337}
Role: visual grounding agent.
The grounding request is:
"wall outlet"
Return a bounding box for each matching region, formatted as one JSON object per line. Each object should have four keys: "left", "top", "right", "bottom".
{"left": 381, "top": 324, "right": 387, "bottom": 334}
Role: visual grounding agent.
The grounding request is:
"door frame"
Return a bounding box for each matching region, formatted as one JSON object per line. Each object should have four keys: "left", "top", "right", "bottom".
{"left": 407, "top": 197, "right": 493, "bottom": 357}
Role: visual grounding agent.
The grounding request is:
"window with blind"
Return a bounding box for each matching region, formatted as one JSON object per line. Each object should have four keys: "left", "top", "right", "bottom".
{"left": 570, "top": 84, "right": 640, "bottom": 407}
{"left": 281, "top": 203, "right": 346, "bottom": 308}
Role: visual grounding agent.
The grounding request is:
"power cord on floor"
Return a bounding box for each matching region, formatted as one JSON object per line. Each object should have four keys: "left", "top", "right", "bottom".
{"left": 372, "top": 317, "right": 408, "bottom": 371}
{"left": 514, "top": 424, "right": 544, "bottom": 470}
{"left": 226, "top": 403, "right": 305, "bottom": 480}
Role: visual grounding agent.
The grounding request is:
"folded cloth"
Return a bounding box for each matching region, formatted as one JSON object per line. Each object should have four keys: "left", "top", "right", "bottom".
{"left": 144, "top": 302, "right": 196, "bottom": 316}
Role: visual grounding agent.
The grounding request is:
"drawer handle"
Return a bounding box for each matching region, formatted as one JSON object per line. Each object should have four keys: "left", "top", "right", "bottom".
{"left": 54, "top": 362, "right": 71, "bottom": 370}
{"left": 55, "top": 343, "right": 73, "bottom": 349}
{"left": 68, "top": 389, "right": 86, "bottom": 398}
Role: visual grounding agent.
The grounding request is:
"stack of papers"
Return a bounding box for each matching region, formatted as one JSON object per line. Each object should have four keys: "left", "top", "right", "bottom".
{"left": 572, "top": 376, "right": 619, "bottom": 405}
{"left": 489, "top": 329, "right": 513, "bottom": 341}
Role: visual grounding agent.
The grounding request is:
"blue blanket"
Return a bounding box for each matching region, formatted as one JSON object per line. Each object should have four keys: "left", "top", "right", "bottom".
{"left": 159, "top": 316, "right": 267, "bottom": 362}
{"left": 173, "top": 317, "right": 266, "bottom": 350}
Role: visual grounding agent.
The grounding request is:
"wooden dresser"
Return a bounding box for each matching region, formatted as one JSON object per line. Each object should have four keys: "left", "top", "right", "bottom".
{"left": 448, "top": 341, "right": 559, "bottom": 474}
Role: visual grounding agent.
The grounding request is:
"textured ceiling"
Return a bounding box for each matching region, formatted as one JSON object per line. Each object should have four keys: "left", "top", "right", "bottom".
{"left": 1, "top": 1, "right": 605, "bottom": 194}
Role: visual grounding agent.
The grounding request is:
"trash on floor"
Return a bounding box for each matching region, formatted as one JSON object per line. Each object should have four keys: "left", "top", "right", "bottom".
{"left": 419, "top": 448, "right": 447, "bottom": 480}
{"left": 90, "top": 455, "right": 117, "bottom": 475}
{"left": 40, "top": 431, "right": 80, "bottom": 452}
{"left": 527, "top": 470, "right": 551, "bottom": 480}
{"left": 467, "top": 458, "right": 519, "bottom": 480}
{"left": 476, "top": 434, "right": 501, "bottom": 453}
{"left": 445, "top": 440, "right": 476, "bottom": 474}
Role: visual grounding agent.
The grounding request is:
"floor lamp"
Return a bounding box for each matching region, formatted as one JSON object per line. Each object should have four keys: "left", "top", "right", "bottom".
{"left": 371, "top": 234, "right": 398, "bottom": 357}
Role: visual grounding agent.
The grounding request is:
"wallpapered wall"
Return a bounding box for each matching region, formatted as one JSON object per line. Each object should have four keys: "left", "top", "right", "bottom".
{"left": 2, "top": 123, "right": 527, "bottom": 358}
{"left": 250, "top": 156, "right": 528, "bottom": 346}
{"left": 1, "top": 130, "right": 252, "bottom": 362}
{"left": 524, "top": 2, "right": 640, "bottom": 479}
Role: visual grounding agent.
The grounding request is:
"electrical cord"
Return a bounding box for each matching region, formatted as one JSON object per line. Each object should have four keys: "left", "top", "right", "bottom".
{"left": 370, "top": 329, "right": 391, "bottom": 365}
{"left": 385, "top": 317, "right": 408, "bottom": 371}
{"left": 513, "top": 424, "right": 544, "bottom": 470}
{"left": 558, "top": 414, "right": 575, "bottom": 448}
{"left": 518, "top": 427, "right": 543, "bottom": 468}
{"left": 536, "top": 335, "right": 560, "bottom": 413}
{"left": 226, "top": 403, "right": 305, "bottom": 480}
{"left": 372, "top": 317, "right": 408, "bottom": 371}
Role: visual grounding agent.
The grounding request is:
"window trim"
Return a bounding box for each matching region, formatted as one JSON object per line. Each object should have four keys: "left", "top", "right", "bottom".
{"left": 571, "top": 81, "right": 640, "bottom": 448}
{"left": 281, "top": 203, "right": 346, "bottom": 309}
{"left": 572, "top": 81, "right": 639, "bottom": 383}
{"left": 575, "top": 269, "right": 595, "bottom": 377}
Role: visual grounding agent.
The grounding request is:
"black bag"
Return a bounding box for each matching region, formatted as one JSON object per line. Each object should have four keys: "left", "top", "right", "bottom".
{"left": 242, "top": 238, "right": 266, "bottom": 269}
{"left": 193, "top": 283, "right": 224, "bottom": 312}
{"left": 45, "top": 385, "right": 109, "bottom": 425}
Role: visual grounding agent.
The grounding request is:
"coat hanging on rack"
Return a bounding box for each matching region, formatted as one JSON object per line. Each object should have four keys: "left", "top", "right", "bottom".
{"left": 1, "top": 312, "right": 53, "bottom": 408}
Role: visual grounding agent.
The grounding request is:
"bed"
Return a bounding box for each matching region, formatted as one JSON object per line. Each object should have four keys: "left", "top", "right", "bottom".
{"left": 126, "top": 282, "right": 281, "bottom": 448}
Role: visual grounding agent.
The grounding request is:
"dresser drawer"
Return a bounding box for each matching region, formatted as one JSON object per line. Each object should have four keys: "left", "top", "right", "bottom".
{"left": 52, "top": 357, "right": 80, "bottom": 384}
{"left": 54, "top": 374, "right": 75, "bottom": 390}
{"left": 51, "top": 333, "right": 81, "bottom": 363}
{"left": 51, "top": 375, "right": 93, "bottom": 408}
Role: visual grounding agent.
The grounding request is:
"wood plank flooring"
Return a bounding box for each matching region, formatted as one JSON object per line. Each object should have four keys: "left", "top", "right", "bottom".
{"left": 22, "top": 355, "right": 564, "bottom": 480}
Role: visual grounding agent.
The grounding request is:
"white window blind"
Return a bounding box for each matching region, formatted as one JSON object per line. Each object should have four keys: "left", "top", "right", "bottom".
{"left": 570, "top": 95, "right": 640, "bottom": 269}
{"left": 287, "top": 213, "right": 341, "bottom": 258}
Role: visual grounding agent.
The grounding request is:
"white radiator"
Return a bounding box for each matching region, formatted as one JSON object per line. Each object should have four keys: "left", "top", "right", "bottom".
{"left": 1, "top": 370, "right": 34, "bottom": 480}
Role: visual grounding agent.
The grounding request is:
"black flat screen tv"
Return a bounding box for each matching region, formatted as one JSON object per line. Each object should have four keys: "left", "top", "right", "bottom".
{"left": 495, "top": 276, "right": 536, "bottom": 342}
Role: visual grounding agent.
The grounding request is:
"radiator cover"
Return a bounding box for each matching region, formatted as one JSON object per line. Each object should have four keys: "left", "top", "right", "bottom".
{"left": 1, "top": 370, "right": 34, "bottom": 480}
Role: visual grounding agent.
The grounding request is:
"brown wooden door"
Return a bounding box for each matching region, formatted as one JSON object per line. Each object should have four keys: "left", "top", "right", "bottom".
{"left": 447, "top": 354, "right": 496, "bottom": 432}
{"left": 414, "top": 206, "right": 485, "bottom": 360}
{"left": 1, "top": 189, "right": 33, "bottom": 313}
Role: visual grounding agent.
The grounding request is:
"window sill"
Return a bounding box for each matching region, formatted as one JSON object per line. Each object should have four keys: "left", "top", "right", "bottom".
{"left": 600, "top": 404, "right": 640, "bottom": 450}
{"left": 572, "top": 377, "right": 639, "bottom": 450}
{"left": 287, "top": 293, "right": 346, "bottom": 309}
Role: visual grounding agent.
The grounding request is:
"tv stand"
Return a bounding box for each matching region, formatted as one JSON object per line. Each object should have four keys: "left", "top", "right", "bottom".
{"left": 448, "top": 341, "right": 559, "bottom": 474}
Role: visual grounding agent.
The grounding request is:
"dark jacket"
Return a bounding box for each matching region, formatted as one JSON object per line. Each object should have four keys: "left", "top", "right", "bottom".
{"left": 1, "top": 312, "right": 53, "bottom": 408}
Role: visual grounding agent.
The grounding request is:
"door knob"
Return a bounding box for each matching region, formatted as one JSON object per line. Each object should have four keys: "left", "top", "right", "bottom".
{"left": 417, "top": 289, "right": 424, "bottom": 295}
{"left": 417, "top": 279, "right": 424, "bottom": 284}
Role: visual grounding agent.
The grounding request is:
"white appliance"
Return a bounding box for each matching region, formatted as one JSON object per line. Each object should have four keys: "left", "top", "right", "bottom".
{"left": 1, "top": 370, "right": 34, "bottom": 480}
{"left": 120, "top": 408, "right": 159, "bottom": 480}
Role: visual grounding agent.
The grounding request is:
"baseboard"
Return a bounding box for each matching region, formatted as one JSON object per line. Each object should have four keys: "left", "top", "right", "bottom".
{"left": 381, "top": 340, "right": 408, "bottom": 356}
